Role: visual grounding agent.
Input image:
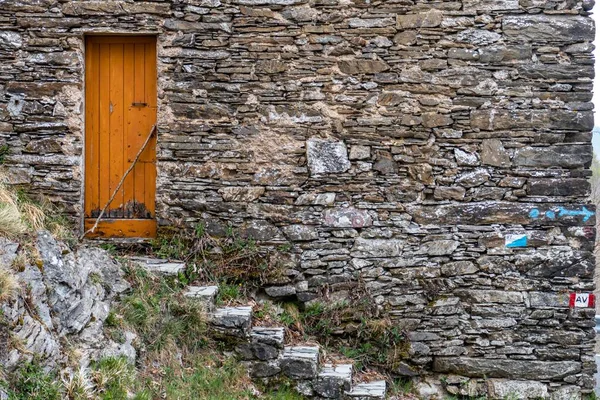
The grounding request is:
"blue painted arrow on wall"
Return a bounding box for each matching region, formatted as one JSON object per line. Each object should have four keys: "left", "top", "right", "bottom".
{"left": 529, "top": 206, "right": 595, "bottom": 222}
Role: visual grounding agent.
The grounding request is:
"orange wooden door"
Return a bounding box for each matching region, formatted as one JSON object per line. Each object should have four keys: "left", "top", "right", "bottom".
{"left": 84, "top": 36, "right": 157, "bottom": 238}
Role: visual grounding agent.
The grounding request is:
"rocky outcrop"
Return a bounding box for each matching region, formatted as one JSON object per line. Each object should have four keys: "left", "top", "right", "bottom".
{"left": 0, "top": 232, "right": 134, "bottom": 372}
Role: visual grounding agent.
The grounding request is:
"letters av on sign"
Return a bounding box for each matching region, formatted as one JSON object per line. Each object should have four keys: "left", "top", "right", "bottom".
{"left": 569, "top": 293, "right": 595, "bottom": 308}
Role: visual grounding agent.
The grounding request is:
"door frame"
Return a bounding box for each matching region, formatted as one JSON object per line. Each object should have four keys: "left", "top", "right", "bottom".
{"left": 81, "top": 33, "right": 159, "bottom": 239}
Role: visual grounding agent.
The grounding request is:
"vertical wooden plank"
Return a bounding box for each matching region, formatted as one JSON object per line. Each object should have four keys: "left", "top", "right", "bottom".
{"left": 133, "top": 43, "right": 146, "bottom": 210}
{"left": 144, "top": 40, "right": 157, "bottom": 217}
{"left": 109, "top": 43, "right": 125, "bottom": 218}
{"left": 123, "top": 43, "right": 135, "bottom": 219}
{"left": 85, "top": 40, "right": 100, "bottom": 217}
{"left": 98, "top": 43, "right": 111, "bottom": 218}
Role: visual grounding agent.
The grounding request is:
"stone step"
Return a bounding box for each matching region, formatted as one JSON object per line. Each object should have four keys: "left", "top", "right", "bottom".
{"left": 346, "top": 380, "right": 386, "bottom": 399}
{"left": 184, "top": 285, "right": 218, "bottom": 311}
{"left": 251, "top": 326, "right": 285, "bottom": 348}
{"left": 129, "top": 256, "right": 185, "bottom": 275}
{"left": 313, "top": 363, "right": 353, "bottom": 399}
{"left": 280, "top": 345, "right": 320, "bottom": 380}
{"left": 210, "top": 306, "right": 253, "bottom": 338}
{"left": 237, "top": 327, "right": 285, "bottom": 361}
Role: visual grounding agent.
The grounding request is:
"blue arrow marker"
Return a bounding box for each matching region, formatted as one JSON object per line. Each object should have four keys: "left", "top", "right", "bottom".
{"left": 557, "top": 206, "right": 595, "bottom": 222}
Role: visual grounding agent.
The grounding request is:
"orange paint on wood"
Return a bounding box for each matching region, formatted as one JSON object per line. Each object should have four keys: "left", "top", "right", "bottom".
{"left": 98, "top": 43, "right": 111, "bottom": 218}
{"left": 109, "top": 43, "right": 125, "bottom": 218}
{"left": 84, "top": 219, "right": 157, "bottom": 239}
{"left": 84, "top": 42, "right": 100, "bottom": 215}
{"left": 123, "top": 43, "right": 135, "bottom": 218}
{"left": 144, "top": 42, "right": 157, "bottom": 215}
{"left": 84, "top": 36, "right": 157, "bottom": 238}
{"left": 133, "top": 43, "right": 146, "bottom": 208}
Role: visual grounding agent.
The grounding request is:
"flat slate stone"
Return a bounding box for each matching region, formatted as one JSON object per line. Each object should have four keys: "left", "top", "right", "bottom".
{"left": 346, "top": 380, "right": 386, "bottom": 399}
{"left": 237, "top": 327, "right": 286, "bottom": 361}
{"left": 280, "top": 346, "right": 320, "bottom": 379}
{"left": 314, "top": 363, "right": 353, "bottom": 398}
{"left": 211, "top": 306, "right": 252, "bottom": 337}
{"left": 129, "top": 256, "right": 185, "bottom": 275}
{"left": 251, "top": 327, "right": 285, "bottom": 348}
{"left": 433, "top": 357, "right": 580, "bottom": 380}
{"left": 184, "top": 285, "right": 218, "bottom": 310}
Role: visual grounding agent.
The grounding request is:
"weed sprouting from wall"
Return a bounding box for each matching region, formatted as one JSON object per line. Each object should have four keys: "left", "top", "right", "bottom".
{"left": 150, "top": 223, "right": 288, "bottom": 290}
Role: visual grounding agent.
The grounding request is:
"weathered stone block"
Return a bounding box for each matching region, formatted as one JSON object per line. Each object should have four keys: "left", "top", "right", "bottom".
{"left": 481, "top": 139, "right": 511, "bottom": 167}
{"left": 433, "top": 358, "right": 581, "bottom": 379}
{"left": 397, "top": 10, "right": 443, "bottom": 29}
{"left": 306, "top": 139, "right": 350, "bottom": 175}
{"left": 347, "top": 380, "right": 386, "bottom": 399}
{"left": 314, "top": 363, "right": 352, "bottom": 398}
{"left": 514, "top": 146, "right": 592, "bottom": 168}
{"left": 487, "top": 379, "right": 548, "bottom": 399}
{"left": 265, "top": 285, "right": 296, "bottom": 298}
{"left": 280, "top": 346, "right": 319, "bottom": 379}
{"left": 434, "top": 186, "right": 466, "bottom": 201}
{"left": 0, "top": 31, "right": 22, "bottom": 49}
{"left": 455, "top": 168, "right": 490, "bottom": 188}
{"left": 282, "top": 225, "right": 319, "bottom": 241}
{"left": 349, "top": 145, "right": 370, "bottom": 160}
{"left": 503, "top": 15, "right": 594, "bottom": 42}
{"left": 417, "top": 240, "right": 459, "bottom": 256}
{"left": 528, "top": 178, "right": 590, "bottom": 197}
{"left": 219, "top": 187, "right": 265, "bottom": 202}
{"left": 351, "top": 238, "right": 404, "bottom": 258}
{"left": 338, "top": 59, "right": 390, "bottom": 74}
{"left": 408, "top": 202, "right": 596, "bottom": 226}
{"left": 211, "top": 306, "right": 252, "bottom": 338}
{"left": 464, "top": 0, "right": 518, "bottom": 10}
{"left": 471, "top": 110, "right": 594, "bottom": 131}
{"left": 324, "top": 208, "right": 373, "bottom": 228}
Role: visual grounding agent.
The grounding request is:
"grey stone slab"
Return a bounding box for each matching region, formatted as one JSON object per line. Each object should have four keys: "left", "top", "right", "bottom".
{"left": 128, "top": 256, "right": 185, "bottom": 275}
{"left": 280, "top": 346, "right": 320, "bottom": 379}
{"left": 211, "top": 306, "right": 252, "bottom": 337}
{"left": 486, "top": 379, "right": 548, "bottom": 399}
{"left": 346, "top": 380, "right": 386, "bottom": 399}
{"left": 433, "top": 357, "right": 580, "bottom": 380}
{"left": 251, "top": 327, "right": 285, "bottom": 348}
{"left": 314, "top": 363, "right": 352, "bottom": 398}
{"left": 184, "top": 285, "right": 218, "bottom": 310}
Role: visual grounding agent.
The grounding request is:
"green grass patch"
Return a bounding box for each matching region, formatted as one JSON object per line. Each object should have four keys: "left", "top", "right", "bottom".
{"left": 2, "top": 360, "right": 62, "bottom": 400}
{"left": 115, "top": 264, "right": 208, "bottom": 353}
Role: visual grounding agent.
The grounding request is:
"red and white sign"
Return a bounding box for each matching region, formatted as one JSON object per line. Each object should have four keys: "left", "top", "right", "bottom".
{"left": 569, "top": 293, "right": 595, "bottom": 308}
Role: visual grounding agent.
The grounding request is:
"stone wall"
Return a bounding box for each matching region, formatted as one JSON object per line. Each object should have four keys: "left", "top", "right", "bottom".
{"left": 0, "top": 0, "right": 596, "bottom": 396}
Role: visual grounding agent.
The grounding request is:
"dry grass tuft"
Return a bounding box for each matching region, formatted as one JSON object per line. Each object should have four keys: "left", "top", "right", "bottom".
{"left": 62, "top": 367, "right": 95, "bottom": 400}
{"left": 0, "top": 171, "right": 71, "bottom": 240}
{"left": 0, "top": 267, "right": 18, "bottom": 303}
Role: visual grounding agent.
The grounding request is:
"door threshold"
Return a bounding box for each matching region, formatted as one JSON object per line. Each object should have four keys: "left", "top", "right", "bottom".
{"left": 84, "top": 218, "right": 157, "bottom": 239}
